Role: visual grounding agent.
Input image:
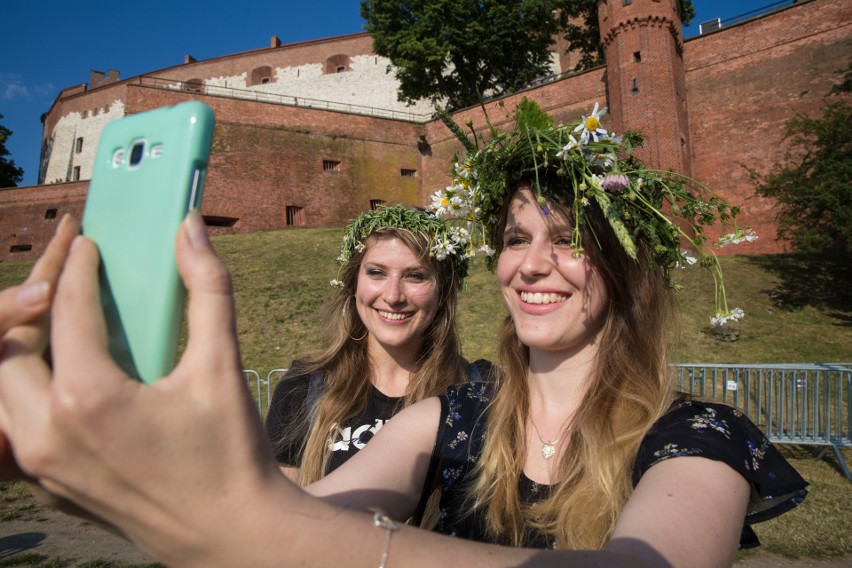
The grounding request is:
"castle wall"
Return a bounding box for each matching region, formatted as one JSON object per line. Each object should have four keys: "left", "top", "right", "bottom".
{"left": 419, "top": 68, "right": 608, "bottom": 202}
{"left": 2, "top": 0, "right": 849, "bottom": 262}
{"left": 683, "top": 0, "right": 851, "bottom": 252}
{"left": 0, "top": 182, "right": 87, "bottom": 260}
{"left": 39, "top": 83, "right": 128, "bottom": 184}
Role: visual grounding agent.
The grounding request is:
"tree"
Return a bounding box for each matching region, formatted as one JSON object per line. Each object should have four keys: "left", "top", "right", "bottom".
{"left": 361, "top": 0, "right": 694, "bottom": 111}
{"left": 0, "top": 114, "right": 24, "bottom": 188}
{"left": 361, "top": 0, "right": 569, "bottom": 111}
{"left": 749, "top": 100, "right": 852, "bottom": 253}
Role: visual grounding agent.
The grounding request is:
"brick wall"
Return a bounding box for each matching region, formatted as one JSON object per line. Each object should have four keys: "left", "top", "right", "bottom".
{"left": 0, "top": 182, "right": 87, "bottom": 260}
{"left": 2, "top": 0, "right": 849, "bottom": 262}
{"left": 683, "top": 0, "right": 851, "bottom": 252}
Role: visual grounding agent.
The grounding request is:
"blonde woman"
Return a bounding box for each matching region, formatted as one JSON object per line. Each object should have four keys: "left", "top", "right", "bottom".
{"left": 265, "top": 205, "right": 489, "bottom": 484}
{"left": 0, "top": 103, "right": 807, "bottom": 568}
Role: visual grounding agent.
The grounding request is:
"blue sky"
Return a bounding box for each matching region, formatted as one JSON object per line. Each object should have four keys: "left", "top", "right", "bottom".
{"left": 1, "top": 0, "right": 795, "bottom": 187}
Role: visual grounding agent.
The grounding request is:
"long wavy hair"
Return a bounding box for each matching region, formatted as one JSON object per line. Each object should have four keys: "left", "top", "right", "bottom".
{"left": 467, "top": 181, "right": 676, "bottom": 549}
{"left": 290, "top": 227, "right": 468, "bottom": 485}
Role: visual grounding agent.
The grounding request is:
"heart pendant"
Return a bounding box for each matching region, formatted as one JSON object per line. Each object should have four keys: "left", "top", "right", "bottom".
{"left": 541, "top": 443, "right": 556, "bottom": 460}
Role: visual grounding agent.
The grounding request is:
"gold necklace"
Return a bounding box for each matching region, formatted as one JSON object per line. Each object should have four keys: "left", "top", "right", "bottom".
{"left": 528, "top": 415, "right": 560, "bottom": 460}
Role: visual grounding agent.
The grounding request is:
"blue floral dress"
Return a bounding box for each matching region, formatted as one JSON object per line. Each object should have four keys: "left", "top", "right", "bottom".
{"left": 422, "top": 381, "right": 808, "bottom": 549}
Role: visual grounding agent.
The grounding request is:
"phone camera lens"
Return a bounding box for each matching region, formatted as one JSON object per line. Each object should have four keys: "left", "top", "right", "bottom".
{"left": 128, "top": 141, "right": 146, "bottom": 167}
{"left": 111, "top": 149, "right": 124, "bottom": 168}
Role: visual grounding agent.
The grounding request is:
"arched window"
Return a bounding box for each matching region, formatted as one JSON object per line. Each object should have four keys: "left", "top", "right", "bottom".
{"left": 250, "top": 66, "right": 273, "bottom": 86}
{"left": 325, "top": 54, "right": 350, "bottom": 74}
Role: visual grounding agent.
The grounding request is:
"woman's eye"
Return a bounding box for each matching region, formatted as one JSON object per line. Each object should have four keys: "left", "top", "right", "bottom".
{"left": 407, "top": 272, "right": 429, "bottom": 282}
{"left": 505, "top": 237, "right": 528, "bottom": 247}
{"left": 366, "top": 269, "right": 385, "bottom": 278}
{"left": 554, "top": 237, "right": 574, "bottom": 247}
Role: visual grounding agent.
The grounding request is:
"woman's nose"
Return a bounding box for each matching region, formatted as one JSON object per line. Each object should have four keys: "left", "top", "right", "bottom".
{"left": 382, "top": 276, "right": 406, "bottom": 304}
{"left": 519, "top": 240, "right": 553, "bottom": 279}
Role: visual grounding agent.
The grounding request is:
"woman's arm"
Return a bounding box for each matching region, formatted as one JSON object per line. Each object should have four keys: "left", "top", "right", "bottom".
{"left": 609, "top": 456, "right": 750, "bottom": 568}
{"left": 305, "top": 395, "right": 441, "bottom": 521}
{"left": 0, "top": 212, "right": 749, "bottom": 568}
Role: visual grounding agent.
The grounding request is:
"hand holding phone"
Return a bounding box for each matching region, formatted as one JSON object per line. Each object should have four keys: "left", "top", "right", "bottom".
{"left": 82, "top": 101, "right": 215, "bottom": 383}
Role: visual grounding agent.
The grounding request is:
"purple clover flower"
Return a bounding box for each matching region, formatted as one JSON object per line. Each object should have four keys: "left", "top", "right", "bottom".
{"left": 602, "top": 173, "right": 629, "bottom": 193}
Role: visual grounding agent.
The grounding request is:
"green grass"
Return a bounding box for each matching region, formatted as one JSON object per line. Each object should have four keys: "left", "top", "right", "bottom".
{"left": 1, "top": 229, "right": 850, "bottom": 561}
{"left": 2, "top": 230, "right": 849, "bottom": 374}
{"left": 0, "top": 554, "right": 162, "bottom": 568}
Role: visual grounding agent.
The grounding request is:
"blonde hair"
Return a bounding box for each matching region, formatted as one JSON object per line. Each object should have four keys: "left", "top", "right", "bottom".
{"left": 467, "top": 183, "right": 676, "bottom": 548}
{"left": 289, "top": 228, "right": 467, "bottom": 485}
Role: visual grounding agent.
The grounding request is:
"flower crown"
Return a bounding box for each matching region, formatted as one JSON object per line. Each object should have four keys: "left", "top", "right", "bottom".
{"left": 428, "top": 99, "right": 756, "bottom": 327}
{"left": 332, "top": 204, "right": 471, "bottom": 287}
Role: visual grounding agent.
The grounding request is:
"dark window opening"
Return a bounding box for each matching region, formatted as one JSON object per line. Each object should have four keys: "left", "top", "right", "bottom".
{"left": 370, "top": 199, "right": 385, "bottom": 210}
{"left": 631, "top": 77, "right": 640, "bottom": 95}
{"left": 325, "top": 54, "right": 350, "bottom": 74}
{"left": 203, "top": 216, "right": 239, "bottom": 227}
{"left": 183, "top": 79, "right": 203, "bottom": 93}
{"left": 75, "top": 137, "right": 83, "bottom": 153}
{"left": 286, "top": 206, "right": 305, "bottom": 226}
{"left": 10, "top": 244, "right": 32, "bottom": 253}
{"left": 72, "top": 166, "right": 81, "bottom": 181}
{"left": 634, "top": 51, "right": 641, "bottom": 63}
{"left": 250, "top": 66, "right": 273, "bottom": 86}
{"left": 323, "top": 160, "right": 341, "bottom": 172}
{"left": 45, "top": 208, "right": 58, "bottom": 220}
{"left": 400, "top": 169, "right": 417, "bottom": 178}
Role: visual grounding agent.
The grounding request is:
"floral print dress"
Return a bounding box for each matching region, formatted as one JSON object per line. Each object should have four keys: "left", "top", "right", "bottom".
{"left": 423, "top": 381, "right": 808, "bottom": 549}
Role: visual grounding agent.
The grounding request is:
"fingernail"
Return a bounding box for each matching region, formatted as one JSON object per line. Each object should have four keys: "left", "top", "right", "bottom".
{"left": 184, "top": 210, "right": 210, "bottom": 249}
{"left": 16, "top": 281, "right": 50, "bottom": 307}
{"left": 70, "top": 235, "right": 85, "bottom": 253}
{"left": 55, "top": 213, "right": 70, "bottom": 235}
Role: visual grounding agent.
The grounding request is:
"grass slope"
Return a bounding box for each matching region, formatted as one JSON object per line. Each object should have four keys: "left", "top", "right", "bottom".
{"left": 1, "top": 228, "right": 850, "bottom": 561}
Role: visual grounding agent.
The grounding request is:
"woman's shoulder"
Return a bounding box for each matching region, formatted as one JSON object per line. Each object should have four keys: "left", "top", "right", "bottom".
{"left": 640, "top": 399, "right": 778, "bottom": 468}
{"left": 268, "top": 361, "right": 324, "bottom": 407}
{"left": 636, "top": 398, "right": 808, "bottom": 531}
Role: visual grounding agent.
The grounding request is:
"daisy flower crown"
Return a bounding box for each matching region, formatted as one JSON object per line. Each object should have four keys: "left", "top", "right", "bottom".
{"left": 332, "top": 204, "right": 471, "bottom": 287}
{"left": 428, "top": 99, "right": 757, "bottom": 328}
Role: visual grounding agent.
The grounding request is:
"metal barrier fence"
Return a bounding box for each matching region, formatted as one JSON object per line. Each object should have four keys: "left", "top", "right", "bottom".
{"left": 242, "top": 370, "right": 263, "bottom": 414}
{"left": 245, "top": 364, "right": 852, "bottom": 478}
{"left": 244, "top": 368, "right": 291, "bottom": 418}
{"left": 673, "top": 363, "right": 851, "bottom": 479}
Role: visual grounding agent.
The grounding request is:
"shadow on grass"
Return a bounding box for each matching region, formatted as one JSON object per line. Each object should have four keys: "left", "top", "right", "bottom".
{"left": 743, "top": 253, "right": 852, "bottom": 327}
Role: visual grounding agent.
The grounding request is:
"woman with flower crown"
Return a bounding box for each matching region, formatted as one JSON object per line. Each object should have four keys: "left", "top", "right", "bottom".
{"left": 0, "top": 101, "right": 806, "bottom": 568}
{"left": 264, "top": 205, "right": 489, "bottom": 485}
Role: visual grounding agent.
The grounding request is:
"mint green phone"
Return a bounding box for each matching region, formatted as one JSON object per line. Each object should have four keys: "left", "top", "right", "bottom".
{"left": 82, "top": 102, "right": 215, "bottom": 383}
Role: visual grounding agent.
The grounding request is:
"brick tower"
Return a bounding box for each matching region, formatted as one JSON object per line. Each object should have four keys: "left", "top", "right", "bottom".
{"left": 597, "top": 0, "right": 690, "bottom": 175}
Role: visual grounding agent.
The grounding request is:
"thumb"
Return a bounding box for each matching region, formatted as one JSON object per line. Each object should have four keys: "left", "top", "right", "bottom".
{"left": 173, "top": 211, "right": 243, "bottom": 382}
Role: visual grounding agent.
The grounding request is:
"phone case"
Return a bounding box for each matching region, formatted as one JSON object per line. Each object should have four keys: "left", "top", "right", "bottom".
{"left": 82, "top": 101, "right": 215, "bottom": 383}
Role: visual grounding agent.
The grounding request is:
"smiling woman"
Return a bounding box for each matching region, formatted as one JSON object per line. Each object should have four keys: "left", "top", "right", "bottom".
{"left": 264, "top": 205, "right": 490, "bottom": 486}
{"left": 0, "top": 100, "right": 808, "bottom": 568}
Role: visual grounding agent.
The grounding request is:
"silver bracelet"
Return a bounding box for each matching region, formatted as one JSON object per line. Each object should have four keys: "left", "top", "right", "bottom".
{"left": 372, "top": 511, "right": 401, "bottom": 568}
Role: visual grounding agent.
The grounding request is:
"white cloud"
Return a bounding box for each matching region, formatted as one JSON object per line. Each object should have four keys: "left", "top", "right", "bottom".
{"left": 0, "top": 73, "right": 30, "bottom": 100}
{"left": 0, "top": 73, "right": 55, "bottom": 100}
{"left": 34, "top": 83, "right": 56, "bottom": 97}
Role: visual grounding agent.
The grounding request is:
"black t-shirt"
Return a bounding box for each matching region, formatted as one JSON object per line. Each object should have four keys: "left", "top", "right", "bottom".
{"left": 264, "top": 360, "right": 492, "bottom": 475}
{"left": 264, "top": 364, "right": 403, "bottom": 474}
